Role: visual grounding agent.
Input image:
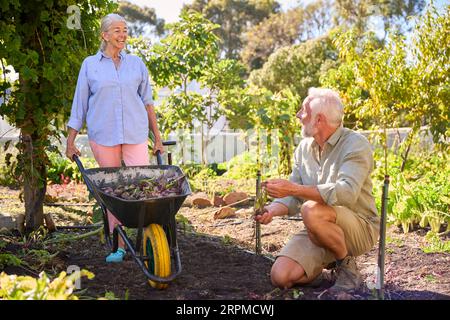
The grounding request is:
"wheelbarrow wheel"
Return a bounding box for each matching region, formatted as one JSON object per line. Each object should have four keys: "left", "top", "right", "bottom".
{"left": 143, "top": 224, "right": 171, "bottom": 289}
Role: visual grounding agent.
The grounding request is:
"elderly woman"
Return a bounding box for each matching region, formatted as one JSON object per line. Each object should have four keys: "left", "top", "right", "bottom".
{"left": 66, "top": 13, "right": 164, "bottom": 263}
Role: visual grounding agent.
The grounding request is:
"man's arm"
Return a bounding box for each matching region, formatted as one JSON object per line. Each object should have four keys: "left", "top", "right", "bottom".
{"left": 264, "top": 179, "right": 325, "bottom": 204}
{"left": 257, "top": 180, "right": 325, "bottom": 224}
{"left": 270, "top": 144, "right": 307, "bottom": 216}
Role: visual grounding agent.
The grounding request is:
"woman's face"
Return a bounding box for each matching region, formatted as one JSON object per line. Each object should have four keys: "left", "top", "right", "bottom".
{"left": 103, "top": 21, "right": 128, "bottom": 51}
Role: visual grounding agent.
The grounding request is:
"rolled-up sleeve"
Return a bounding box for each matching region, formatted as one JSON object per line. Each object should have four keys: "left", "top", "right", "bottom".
{"left": 68, "top": 60, "right": 89, "bottom": 131}
{"left": 138, "top": 59, "right": 154, "bottom": 106}
{"left": 317, "top": 145, "right": 371, "bottom": 207}
{"left": 273, "top": 145, "right": 304, "bottom": 216}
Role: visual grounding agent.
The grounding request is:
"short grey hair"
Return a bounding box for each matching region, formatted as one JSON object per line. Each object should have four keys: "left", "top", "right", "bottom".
{"left": 307, "top": 87, "right": 344, "bottom": 126}
{"left": 100, "top": 13, "right": 127, "bottom": 51}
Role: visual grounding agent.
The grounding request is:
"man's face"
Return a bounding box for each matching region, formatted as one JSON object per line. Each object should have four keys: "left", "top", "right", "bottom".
{"left": 297, "top": 97, "right": 318, "bottom": 138}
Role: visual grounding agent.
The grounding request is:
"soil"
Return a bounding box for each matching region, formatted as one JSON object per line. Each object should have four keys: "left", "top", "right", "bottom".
{"left": 1, "top": 186, "right": 449, "bottom": 300}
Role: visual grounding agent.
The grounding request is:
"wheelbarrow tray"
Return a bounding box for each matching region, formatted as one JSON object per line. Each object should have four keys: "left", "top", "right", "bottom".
{"left": 83, "top": 164, "right": 191, "bottom": 228}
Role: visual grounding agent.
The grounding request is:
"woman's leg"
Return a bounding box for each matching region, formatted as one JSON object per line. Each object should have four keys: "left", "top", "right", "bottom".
{"left": 121, "top": 142, "right": 150, "bottom": 166}
{"left": 88, "top": 141, "right": 125, "bottom": 248}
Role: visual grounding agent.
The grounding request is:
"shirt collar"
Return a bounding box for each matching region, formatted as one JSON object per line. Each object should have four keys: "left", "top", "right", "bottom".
{"left": 96, "top": 50, "right": 126, "bottom": 61}
{"left": 326, "top": 124, "right": 344, "bottom": 147}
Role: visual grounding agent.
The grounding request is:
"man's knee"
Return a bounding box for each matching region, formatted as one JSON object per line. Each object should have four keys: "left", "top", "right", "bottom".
{"left": 301, "top": 201, "right": 336, "bottom": 230}
{"left": 270, "top": 257, "right": 305, "bottom": 289}
{"left": 270, "top": 266, "right": 289, "bottom": 289}
{"left": 301, "top": 201, "right": 321, "bottom": 228}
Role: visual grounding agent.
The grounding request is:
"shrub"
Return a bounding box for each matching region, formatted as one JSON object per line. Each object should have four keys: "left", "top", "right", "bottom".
{"left": 372, "top": 150, "right": 450, "bottom": 233}
{"left": 221, "top": 151, "right": 259, "bottom": 180}
{"left": 47, "top": 152, "right": 97, "bottom": 184}
{"left": 0, "top": 270, "right": 94, "bottom": 300}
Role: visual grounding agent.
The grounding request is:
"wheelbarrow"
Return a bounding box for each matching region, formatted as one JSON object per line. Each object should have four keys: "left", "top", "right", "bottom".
{"left": 73, "top": 147, "right": 191, "bottom": 289}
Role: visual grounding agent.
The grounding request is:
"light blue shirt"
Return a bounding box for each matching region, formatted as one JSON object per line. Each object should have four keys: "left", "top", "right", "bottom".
{"left": 68, "top": 51, "right": 154, "bottom": 146}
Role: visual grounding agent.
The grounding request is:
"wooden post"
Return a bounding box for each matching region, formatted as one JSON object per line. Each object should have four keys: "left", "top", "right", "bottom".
{"left": 255, "top": 170, "right": 261, "bottom": 255}
{"left": 377, "top": 175, "right": 390, "bottom": 300}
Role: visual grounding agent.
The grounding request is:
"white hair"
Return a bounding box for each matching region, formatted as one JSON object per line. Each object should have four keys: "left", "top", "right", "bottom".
{"left": 307, "top": 87, "right": 344, "bottom": 126}
{"left": 100, "top": 13, "right": 127, "bottom": 51}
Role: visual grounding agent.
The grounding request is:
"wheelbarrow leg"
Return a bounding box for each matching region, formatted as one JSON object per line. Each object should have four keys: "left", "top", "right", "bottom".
{"left": 135, "top": 207, "right": 146, "bottom": 255}
{"left": 101, "top": 204, "right": 113, "bottom": 251}
{"left": 166, "top": 202, "right": 182, "bottom": 277}
{"left": 112, "top": 227, "right": 119, "bottom": 253}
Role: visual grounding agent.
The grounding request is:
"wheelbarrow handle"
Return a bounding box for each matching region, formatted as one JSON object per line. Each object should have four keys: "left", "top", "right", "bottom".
{"left": 72, "top": 154, "right": 85, "bottom": 173}
{"left": 156, "top": 150, "right": 163, "bottom": 166}
{"left": 72, "top": 155, "right": 101, "bottom": 203}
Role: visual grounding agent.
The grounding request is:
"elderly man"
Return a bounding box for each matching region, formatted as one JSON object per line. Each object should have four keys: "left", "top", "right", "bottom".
{"left": 256, "top": 87, "right": 379, "bottom": 293}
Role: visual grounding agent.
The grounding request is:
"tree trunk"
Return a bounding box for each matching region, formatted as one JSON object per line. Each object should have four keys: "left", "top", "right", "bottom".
{"left": 22, "top": 133, "right": 46, "bottom": 232}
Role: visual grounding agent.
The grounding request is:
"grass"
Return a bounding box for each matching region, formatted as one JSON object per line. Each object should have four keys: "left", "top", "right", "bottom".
{"left": 386, "top": 235, "right": 405, "bottom": 247}
{"left": 422, "top": 232, "right": 450, "bottom": 254}
{"left": 424, "top": 274, "right": 438, "bottom": 283}
{"left": 221, "top": 234, "right": 233, "bottom": 246}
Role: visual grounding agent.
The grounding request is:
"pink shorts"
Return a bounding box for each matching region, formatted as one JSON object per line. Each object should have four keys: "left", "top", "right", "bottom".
{"left": 89, "top": 140, "right": 150, "bottom": 232}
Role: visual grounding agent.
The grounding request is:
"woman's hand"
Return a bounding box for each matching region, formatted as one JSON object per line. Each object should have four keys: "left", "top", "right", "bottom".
{"left": 66, "top": 143, "right": 81, "bottom": 161}
{"left": 153, "top": 140, "right": 164, "bottom": 155}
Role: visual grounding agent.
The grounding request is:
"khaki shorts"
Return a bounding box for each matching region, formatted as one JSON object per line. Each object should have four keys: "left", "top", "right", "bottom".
{"left": 277, "top": 206, "right": 379, "bottom": 278}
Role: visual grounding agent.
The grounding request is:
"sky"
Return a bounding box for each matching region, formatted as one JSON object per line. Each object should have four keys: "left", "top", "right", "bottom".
{"left": 128, "top": 0, "right": 301, "bottom": 23}
{"left": 127, "top": 0, "right": 448, "bottom": 24}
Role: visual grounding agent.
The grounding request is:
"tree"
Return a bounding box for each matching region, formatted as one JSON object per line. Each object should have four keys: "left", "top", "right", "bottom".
{"left": 410, "top": 3, "right": 449, "bottom": 147}
{"left": 117, "top": 1, "right": 165, "bottom": 37}
{"left": 241, "top": 0, "right": 334, "bottom": 71}
{"left": 321, "top": 3, "right": 449, "bottom": 146}
{"left": 220, "top": 85, "right": 300, "bottom": 175}
{"left": 334, "top": 0, "right": 426, "bottom": 36}
{"left": 249, "top": 35, "right": 339, "bottom": 99}
{"left": 241, "top": 8, "right": 304, "bottom": 71}
{"left": 130, "top": 11, "right": 245, "bottom": 165}
{"left": 0, "top": 0, "right": 117, "bottom": 231}
{"left": 183, "top": 0, "right": 280, "bottom": 59}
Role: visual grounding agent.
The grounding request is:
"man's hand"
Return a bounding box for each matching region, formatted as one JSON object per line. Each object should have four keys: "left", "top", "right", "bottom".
{"left": 263, "top": 179, "right": 297, "bottom": 199}
{"left": 255, "top": 202, "right": 288, "bottom": 225}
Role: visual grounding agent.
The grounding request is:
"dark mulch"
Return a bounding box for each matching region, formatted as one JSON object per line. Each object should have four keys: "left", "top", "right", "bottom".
{"left": 53, "top": 228, "right": 450, "bottom": 300}
{"left": 62, "top": 231, "right": 275, "bottom": 300}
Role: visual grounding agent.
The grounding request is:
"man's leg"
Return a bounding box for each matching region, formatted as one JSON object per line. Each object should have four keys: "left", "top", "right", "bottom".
{"left": 271, "top": 256, "right": 323, "bottom": 289}
{"left": 272, "top": 229, "right": 335, "bottom": 289}
{"left": 301, "top": 200, "right": 348, "bottom": 260}
{"left": 301, "top": 201, "right": 376, "bottom": 292}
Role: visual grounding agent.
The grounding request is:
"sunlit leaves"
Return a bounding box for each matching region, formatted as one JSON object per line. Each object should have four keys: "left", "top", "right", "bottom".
{"left": 322, "top": 3, "right": 449, "bottom": 148}
{"left": 249, "top": 35, "right": 338, "bottom": 99}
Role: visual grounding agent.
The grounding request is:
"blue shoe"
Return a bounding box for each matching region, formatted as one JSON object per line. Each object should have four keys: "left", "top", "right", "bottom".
{"left": 105, "top": 248, "right": 126, "bottom": 263}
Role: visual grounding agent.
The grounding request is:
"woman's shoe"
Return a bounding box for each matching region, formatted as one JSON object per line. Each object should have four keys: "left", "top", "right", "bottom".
{"left": 105, "top": 248, "right": 126, "bottom": 263}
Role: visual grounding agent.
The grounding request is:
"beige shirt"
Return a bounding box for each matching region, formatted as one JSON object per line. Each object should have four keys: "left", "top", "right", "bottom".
{"left": 274, "top": 126, "right": 380, "bottom": 228}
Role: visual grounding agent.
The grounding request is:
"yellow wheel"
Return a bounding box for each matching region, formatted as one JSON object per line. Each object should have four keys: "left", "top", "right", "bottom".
{"left": 143, "top": 224, "right": 171, "bottom": 289}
